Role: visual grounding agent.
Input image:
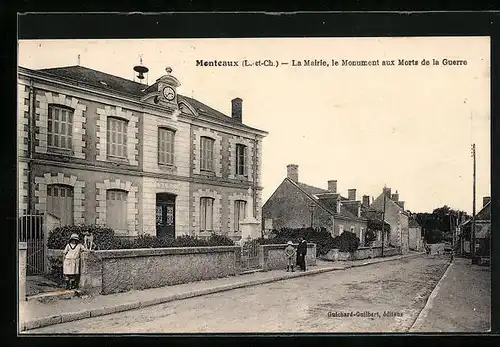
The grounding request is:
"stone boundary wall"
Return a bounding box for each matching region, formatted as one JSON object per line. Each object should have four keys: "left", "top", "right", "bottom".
{"left": 322, "top": 246, "right": 402, "bottom": 261}
{"left": 260, "top": 243, "right": 317, "bottom": 271}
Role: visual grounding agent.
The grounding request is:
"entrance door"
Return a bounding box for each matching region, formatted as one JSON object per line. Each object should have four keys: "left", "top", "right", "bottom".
{"left": 156, "top": 193, "right": 176, "bottom": 240}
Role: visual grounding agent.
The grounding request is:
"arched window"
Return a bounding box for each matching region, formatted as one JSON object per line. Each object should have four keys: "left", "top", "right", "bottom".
{"left": 47, "top": 184, "right": 74, "bottom": 226}
{"left": 158, "top": 127, "right": 175, "bottom": 165}
{"left": 47, "top": 105, "right": 74, "bottom": 150}
{"left": 200, "top": 136, "right": 214, "bottom": 172}
{"left": 107, "top": 117, "right": 128, "bottom": 158}
{"left": 200, "top": 197, "right": 214, "bottom": 232}
{"left": 234, "top": 200, "right": 247, "bottom": 232}
{"left": 107, "top": 189, "right": 128, "bottom": 231}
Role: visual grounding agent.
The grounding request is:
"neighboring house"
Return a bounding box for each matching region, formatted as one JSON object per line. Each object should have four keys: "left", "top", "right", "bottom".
{"left": 360, "top": 208, "right": 391, "bottom": 248}
{"left": 457, "top": 196, "right": 491, "bottom": 257}
{"left": 262, "top": 164, "right": 368, "bottom": 244}
{"left": 17, "top": 64, "right": 267, "bottom": 240}
{"left": 408, "top": 216, "right": 423, "bottom": 251}
{"left": 365, "top": 188, "right": 410, "bottom": 253}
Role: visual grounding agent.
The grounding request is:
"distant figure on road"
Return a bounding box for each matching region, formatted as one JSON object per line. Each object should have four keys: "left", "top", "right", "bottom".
{"left": 285, "top": 241, "right": 296, "bottom": 272}
{"left": 63, "top": 233, "right": 87, "bottom": 290}
{"left": 297, "top": 238, "right": 308, "bottom": 271}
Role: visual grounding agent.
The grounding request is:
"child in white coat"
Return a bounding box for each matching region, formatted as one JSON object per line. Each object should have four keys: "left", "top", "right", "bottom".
{"left": 63, "top": 233, "right": 87, "bottom": 289}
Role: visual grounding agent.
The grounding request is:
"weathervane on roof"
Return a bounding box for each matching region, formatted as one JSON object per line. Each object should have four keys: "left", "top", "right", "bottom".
{"left": 77, "top": 54, "right": 81, "bottom": 66}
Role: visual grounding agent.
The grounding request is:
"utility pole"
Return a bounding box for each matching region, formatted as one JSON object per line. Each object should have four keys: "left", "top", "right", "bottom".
{"left": 471, "top": 144, "right": 476, "bottom": 263}
{"left": 381, "top": 187, "right": 387, "bottom": 257}
{"left": 450, "top": 212, "right": 454, "bottom": 261}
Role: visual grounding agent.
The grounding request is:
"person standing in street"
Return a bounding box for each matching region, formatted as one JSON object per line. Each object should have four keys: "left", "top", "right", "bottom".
{"left": 63, "top": 233, "right": 87, "bottom": 290}
{"left": 284, "top": 241, "right": 296, "bottom": 272}
{"left": 297, "top": 238, "right": 308, "bottom": 271}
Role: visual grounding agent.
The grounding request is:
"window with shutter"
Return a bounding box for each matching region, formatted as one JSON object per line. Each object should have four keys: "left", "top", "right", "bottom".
{"left": 200, "top": 197, "right": 214, "bottom": 232}
{"left": 106, "top": 189, "right": 128, "bottom": 231}
{"left": 235, "top": 144, "right": 247, "bottom": 176}
{"left": 234, "top": 200, "right": 247, "bottom": 231}
{"left": 107, "top": 117, "right": 128, "bottom": 158}
{"left": 47, "top": 184, "right": 74, "bottom": 226}
{"left": 200, "top": 137, "right": 214, "bottom": 172}
{"left": 48, "top": 105, "right": 74, "bottom": 150}
{"left": 158, "top": 128, "right": 175, "bottom": 165}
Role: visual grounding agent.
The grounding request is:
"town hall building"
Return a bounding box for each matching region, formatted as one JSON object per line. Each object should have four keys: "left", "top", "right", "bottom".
{"left": 17, "top": 64, "right": 268, "bottom": 240}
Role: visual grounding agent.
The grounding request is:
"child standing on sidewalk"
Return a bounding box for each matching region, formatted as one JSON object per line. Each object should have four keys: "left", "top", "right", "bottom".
{"left": 62, "top": 233, "right": 87, "bottom": 290}
{"left": 285, "top": 241, "right": 296, "bottom": 272}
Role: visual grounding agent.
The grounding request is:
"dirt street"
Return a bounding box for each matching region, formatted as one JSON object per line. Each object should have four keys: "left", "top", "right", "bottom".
{"left": 30, "top": 255, "right": 449, "bottom": 333}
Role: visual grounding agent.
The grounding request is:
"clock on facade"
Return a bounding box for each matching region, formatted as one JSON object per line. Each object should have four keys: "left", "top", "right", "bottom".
{"left": 163, "top": 86, "right": 176, "bottom": 101}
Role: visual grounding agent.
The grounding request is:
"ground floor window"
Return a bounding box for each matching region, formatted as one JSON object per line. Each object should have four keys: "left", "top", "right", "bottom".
{"left": 47, "top": 184, "right": 74, "bottom": 226}
{"left": 234, "top": 200, "right": 246, "bottom": 232}
{"left": 107, "top": 189, "right": 128, "bottom": 231}
{"left": 200, "top": 197, "right": 214, "bottom": 232}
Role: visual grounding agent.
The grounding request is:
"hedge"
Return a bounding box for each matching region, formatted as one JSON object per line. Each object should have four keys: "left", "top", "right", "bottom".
{"left": 47, "top": 225, "right": 235, "bottom": 250}
{"left": 250, "top": 227, "right": 361, "bottom": 256}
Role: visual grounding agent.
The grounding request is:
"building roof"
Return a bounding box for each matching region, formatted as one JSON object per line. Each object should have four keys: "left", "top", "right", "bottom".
{"left": 24, "top": 65, "right": 266, "bottom": 134}
{"left": 408, "top": 218, "right": 421, "bottom": 228}
{"left": 459, "top": 201, "right": 491, "bottom": 227}
{"left": 370, "top": 191, "right": 409, "bottom": 216}
{"left": 286, "top": 178, "right": 364, "bottom": 221}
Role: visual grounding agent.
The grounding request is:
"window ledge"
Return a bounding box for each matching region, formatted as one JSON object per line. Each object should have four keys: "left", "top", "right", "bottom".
{"left": 47, "top": 147, "right": 74, "bottom": 156}
{"left": 107, "top": 156, "right": 129, "bottom": 164}
{"left": 200, "top": 170, "right": 216, "bottom": 176}
{"left": 159, "top": 164, "right": 177, "bottom": 172}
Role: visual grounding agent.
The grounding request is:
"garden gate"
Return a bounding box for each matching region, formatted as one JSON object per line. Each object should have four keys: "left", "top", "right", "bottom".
{"left": 18, "top": 214, "right": 45, "bottom": 275}
{"left": 240, "top": 238, "right": 261, "bottom": 271}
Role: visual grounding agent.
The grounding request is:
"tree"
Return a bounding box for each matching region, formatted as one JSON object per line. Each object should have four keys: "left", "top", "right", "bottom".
{"left": 416, "top": 205, "right": 470, "bottom": 244}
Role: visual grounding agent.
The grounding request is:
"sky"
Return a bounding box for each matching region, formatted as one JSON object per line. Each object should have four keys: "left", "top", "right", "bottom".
{"left": 18, "top": 37, "right": 491, "bottom": 214}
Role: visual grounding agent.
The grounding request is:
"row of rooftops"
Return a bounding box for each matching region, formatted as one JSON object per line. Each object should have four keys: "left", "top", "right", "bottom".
{"left": 18, "top": 65, "right": 268, "bottom": 136}
{"left": 284, "top": 164, "right": 418, "bottom": 225}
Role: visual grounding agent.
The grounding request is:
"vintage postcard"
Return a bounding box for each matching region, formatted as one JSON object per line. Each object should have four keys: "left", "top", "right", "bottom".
{"left": 17, "top": 36, "right": 490, "bottom": 334}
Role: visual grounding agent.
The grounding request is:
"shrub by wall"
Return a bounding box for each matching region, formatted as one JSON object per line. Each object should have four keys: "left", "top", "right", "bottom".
{"left": 47, "top": 225, "right": 235, "bottom": 250}
{"left": 254, "top": 228, "right": 361, "bottom": 255}
{"left": 337, "top": 231, "right": 360, "bottom": 253}
{"left": 47, "top": 225, "right": 116, "bottom": 250}
{"left": 253, "top": 227, "right": 337, "bottom": 256}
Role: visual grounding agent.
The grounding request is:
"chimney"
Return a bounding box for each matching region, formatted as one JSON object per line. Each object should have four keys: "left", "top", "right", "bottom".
{"left": 383, "top": 187, "right": 392, "bottom": 198}
{"left": 348, "top": 189, "right": 357, "bottom": 201}
{"left": 231, "top": 97, "right": 242, "bottom": 122}
{"left": 483, "top": 196, "right": 491, "bottom": 207}
{"left": 362, "top": 195, "right": 370, "bottom": 207}
{"left": 391, "top": 191, "right": 399, "bottom": 202}
{"left": 327, "top": 180, "right": 337, "bottom": 194}
{"left": 287, "top": 164, "right": 298, "bottom": 182}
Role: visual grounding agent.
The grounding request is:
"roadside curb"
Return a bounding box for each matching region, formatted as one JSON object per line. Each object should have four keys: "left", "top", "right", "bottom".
{"left": 408, "top": 259, "right": 453, "bottom": 332}
{"left": 20, "top": 252, "right": 425, "bottom": 332}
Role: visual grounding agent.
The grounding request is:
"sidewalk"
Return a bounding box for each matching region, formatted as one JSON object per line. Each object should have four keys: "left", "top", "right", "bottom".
{"left": 20, "top": 251, "right": 424, "bottom": 332}
{"left": 410, "top": 257, "right": 491, "bottom": 332}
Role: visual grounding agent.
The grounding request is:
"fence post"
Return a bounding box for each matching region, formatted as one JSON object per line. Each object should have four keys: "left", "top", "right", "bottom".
{"left": 234, "top": 246, "right": 242, "bottom": 274}
{"left": 19, "top": 242, "right": 27, "bottom": 302}
{"left": 258, "top": 245, "right": 267, "bottom": 271}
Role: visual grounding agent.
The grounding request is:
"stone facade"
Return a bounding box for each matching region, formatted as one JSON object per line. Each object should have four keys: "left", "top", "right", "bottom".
{"left": 95, "top": 105, "right": 138, "bottom": 165}
{"left": 95, "top": 178, "right": 139, "bottom": 235}
{"left": 35, "top": 91, "right": 87, "bottom": 159}
{"left": 17, "top": 66, "right": 267, "bottom": 239}
{"left": 34, "top": 172, "right": 86, "bottom": 224}
{"left": 368, "top": 189, "right": 410, "bottom": 251}
{"left": 262, "top": 178, "right": 368, "bottom": 236}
